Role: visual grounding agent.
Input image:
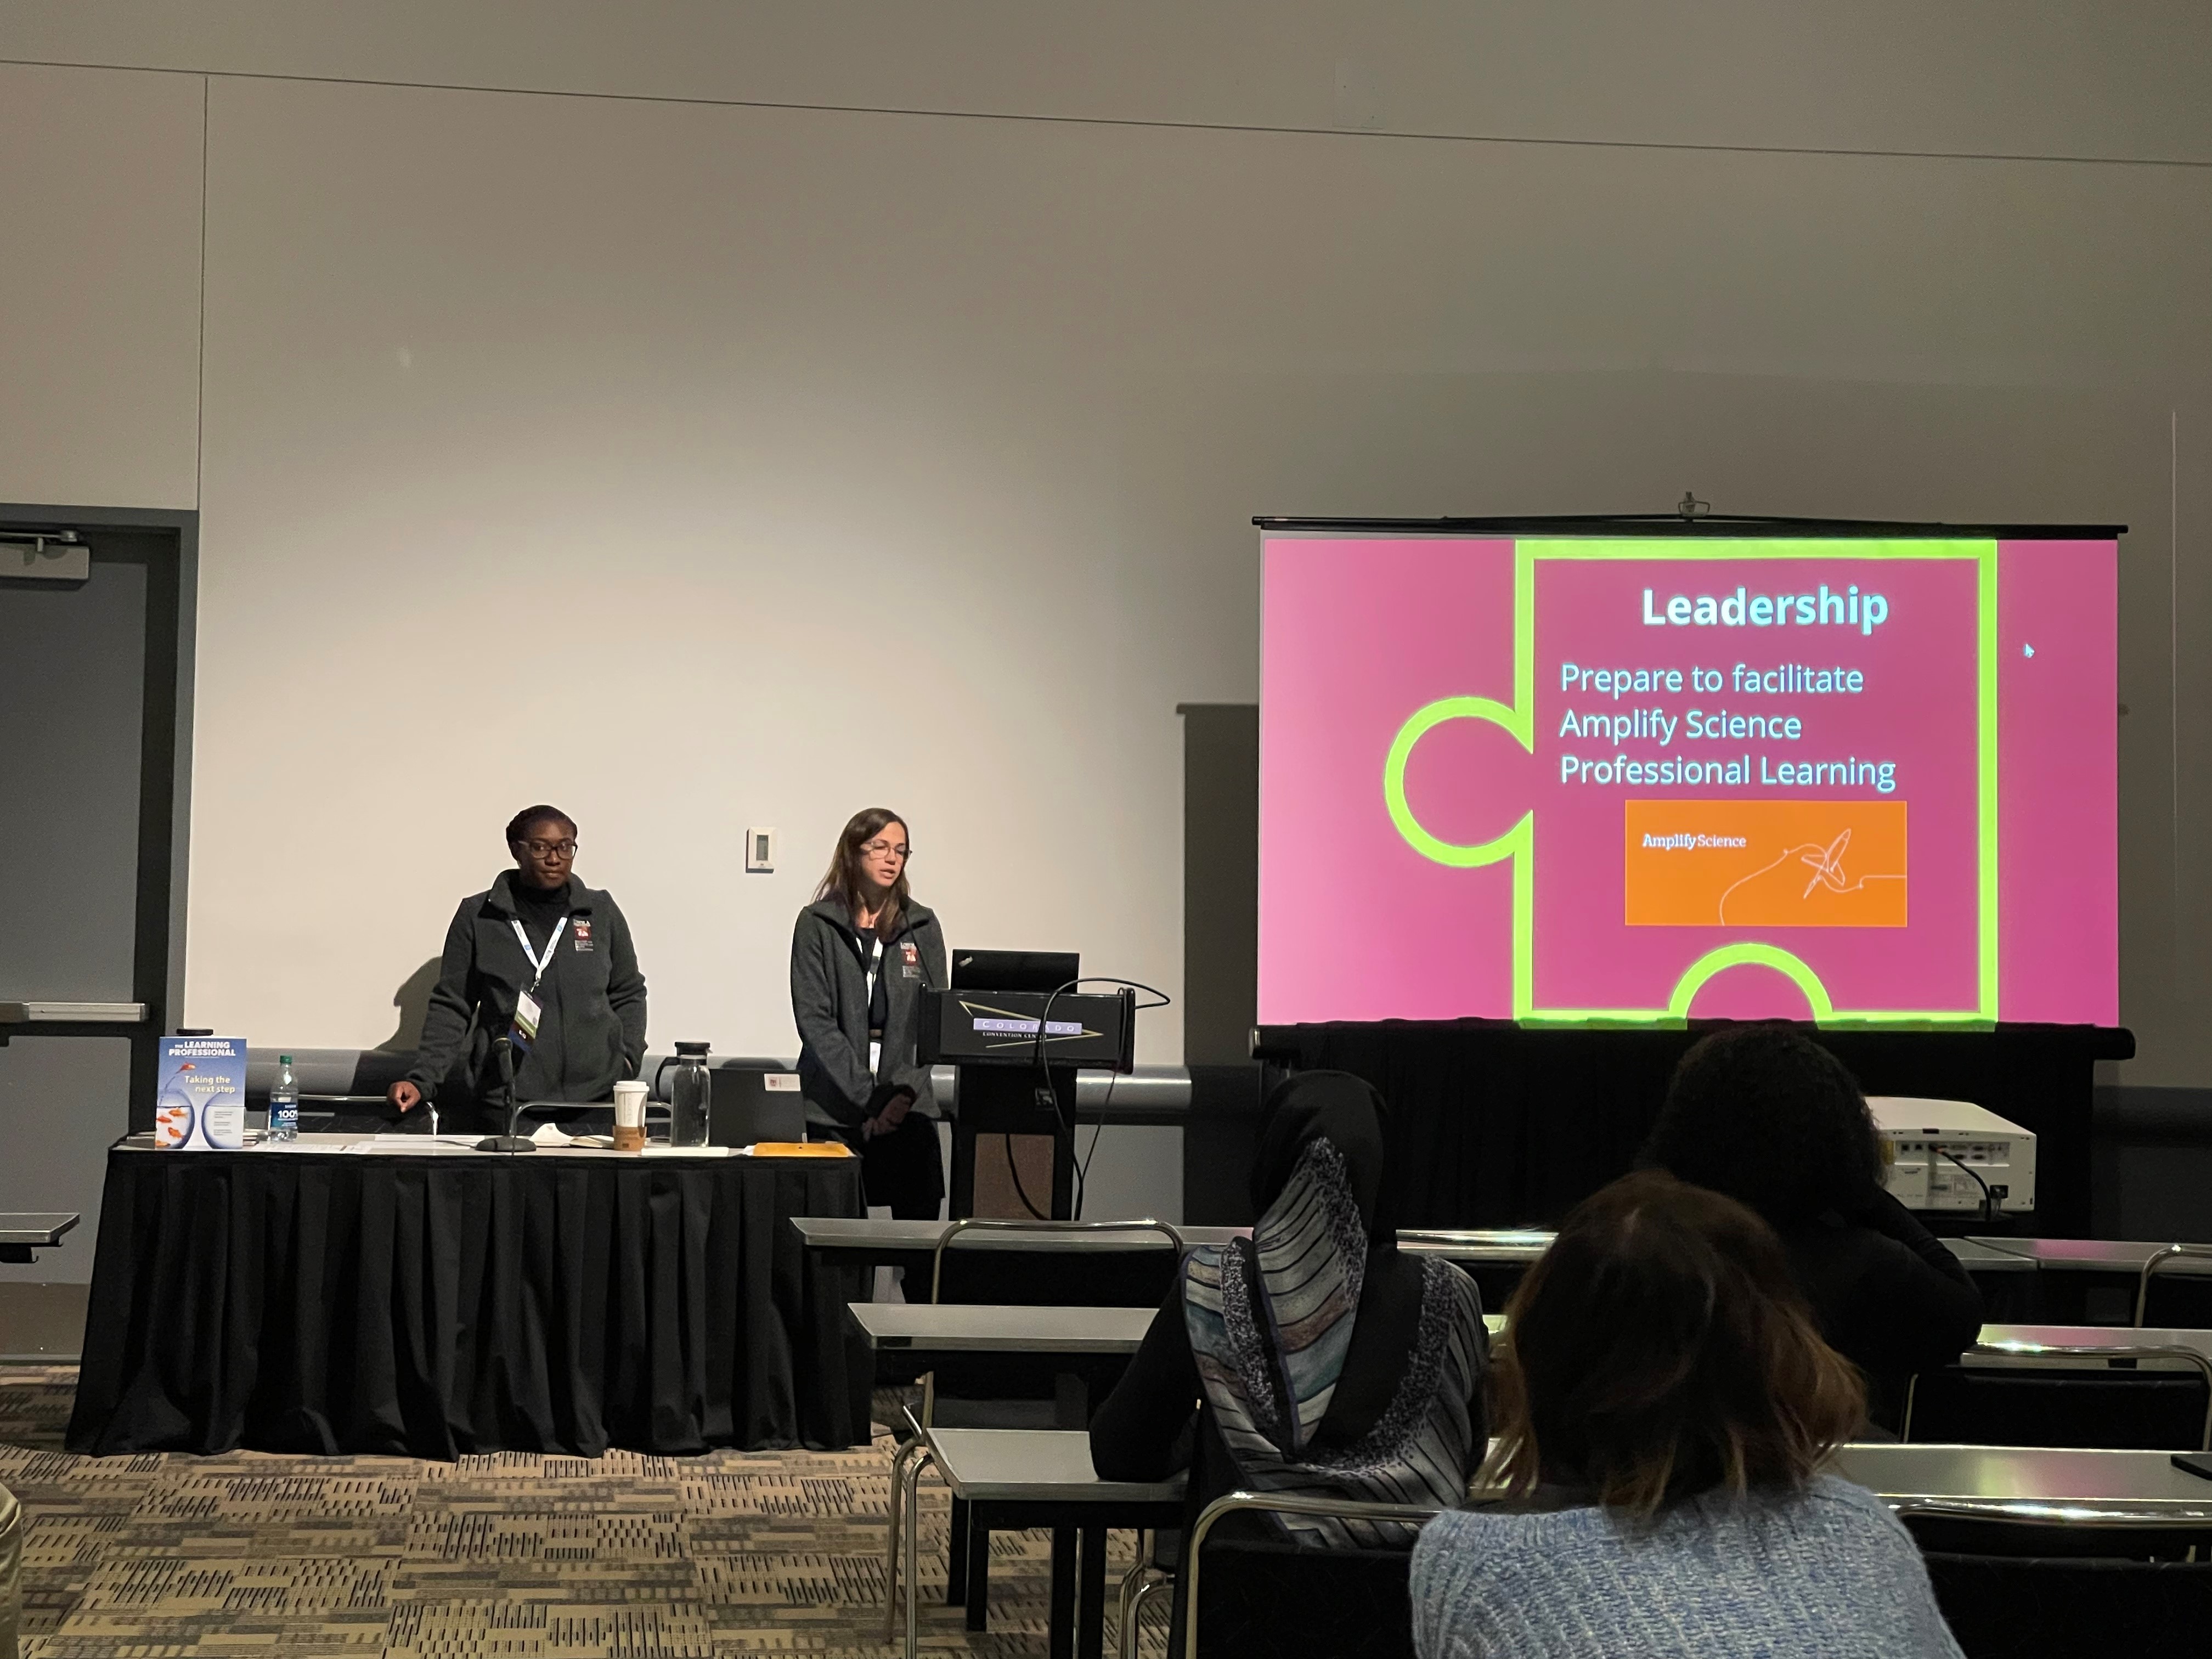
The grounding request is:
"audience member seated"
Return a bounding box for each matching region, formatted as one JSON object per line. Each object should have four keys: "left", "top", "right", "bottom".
{"left": 1090, "top": 1070, "right": 1491, "bottom": 1638}
{"left": 1641, "top": 1024, "right": 1983, "bottom": 1420}
{"left": 1412, "top": 1171, "right": 1962, "bottom": 1659}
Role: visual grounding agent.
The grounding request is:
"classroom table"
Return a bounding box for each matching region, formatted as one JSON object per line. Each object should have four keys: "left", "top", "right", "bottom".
{"left": 793, "top": 1216, "right": 1245, "bottom": 1259}
{"left": 1396, "top": 1229, "right": 1555, "bottom": 1263}
{"left": 848, "top": 1299, "right": 1508, "bottom": 1384}
{"left": 1945, "top": 1238, "right": 2040, "bottom": 1273}
{"left": 1966, "top": 1235, "right": 2212, "bottom": 1324}
{"left": 1967, "top": 1238, "right": 2212, "bottom": 1273}
{"left": 1403, "top": 1228, "right": 2028, "bottom": 1272}
{"left": 904, "top": 1426, "right": 1184, "bottom": 1659}
{"left": 1832, "top": 1442, "right": 2212, "bottom": 1520}
{"left": 847, "top": 1301, "right": 1159, "bottom": 1389}
{"left": 67, "top": 1132, "right": 868, "bottom": 1457}
{"left": 1973, "top": 1323, "right": 2212, "bottom": 1365}
{"left": 0, "top": 1212, "right": 78, "bottom": 1263}
{"left": 799, "top": 1216, "right": 2047, "bottom": 1288}
{"left": 791, "top": 1216, "right": 1239, "bottom": 1288}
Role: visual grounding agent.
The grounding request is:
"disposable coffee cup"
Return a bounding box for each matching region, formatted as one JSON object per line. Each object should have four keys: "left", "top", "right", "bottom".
{"left": 612, "top": 1081, "right": 647, "bottom": 1152}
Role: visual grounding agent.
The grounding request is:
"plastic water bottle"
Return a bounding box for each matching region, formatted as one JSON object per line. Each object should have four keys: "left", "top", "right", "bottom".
{"left": 269, "top": 1054, "right": 299, "bottom": 1143}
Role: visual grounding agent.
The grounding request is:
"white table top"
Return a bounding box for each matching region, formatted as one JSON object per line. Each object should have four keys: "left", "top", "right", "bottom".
{"left": 848, "top": 1302, "right": 1158, "bottom": 1353}
{"left": 1940, "top": 1238, "right": 2038, "bottom": 1273}
{"left": 848, "top": 1300, "right": 1509, "bottom": 1353}
{"left": 1398, "top": 1231, "right": 1556, "bottom": 1264}
{"left": 796, "top": 1217, "right": 2039, "bottom": 1272}
{"left": 793, "top": 1217, "right": 1241, "bottom": 1252}
{"left": 1967, "top": 1237, "right": 2212, "bottom": 1274}
{"left": 924, "top": 1427, "right": 1186, "bottom": 1505}
{"left": 1832, "top": 1443, "right": 2212, "bottom": 1517}
{"left": 1972, "top": 1324, "right": 2212, "bottom": 1368}
{"left": 0, "top": 1213, "right": 77, "bottom": 1246}
{"left": 1403, "top": 1231, "right": 2027, "bottom": 1272}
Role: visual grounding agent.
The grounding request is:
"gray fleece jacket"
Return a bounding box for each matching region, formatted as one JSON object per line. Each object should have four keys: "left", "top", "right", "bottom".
{"left": 406, "top": 871, "right": 648, "bottom": 1117}
{"left": 789, "top": 896, "right": 947, "bottom": 1131}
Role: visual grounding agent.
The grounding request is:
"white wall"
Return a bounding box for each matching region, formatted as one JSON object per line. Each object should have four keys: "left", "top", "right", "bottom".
{"left": 0, "top": 61, "right": 201, "bottom": 507}
{"left": 2, "top": 8, "right": 2209, "bottom": 1096}
{"left": 7, "top": 1, "right": 2208, "bottom": 163}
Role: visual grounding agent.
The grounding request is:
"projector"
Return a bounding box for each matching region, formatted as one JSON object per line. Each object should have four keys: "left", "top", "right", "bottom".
{"left": 1867, "top": 1096, "right": 2035, "bottom": 1215}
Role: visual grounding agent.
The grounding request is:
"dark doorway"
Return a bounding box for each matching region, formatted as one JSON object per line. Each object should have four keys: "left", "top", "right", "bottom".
{"left": 0, "top": 506, "right": 195, "bottom": 1288}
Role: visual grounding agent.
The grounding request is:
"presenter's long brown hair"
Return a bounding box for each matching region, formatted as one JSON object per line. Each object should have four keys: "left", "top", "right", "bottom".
{"left": 816, "top": 807, "right": 912, "bottom": 940}
{"left": 1485, "top": 1170, "right": 1864, "bottom": 1516}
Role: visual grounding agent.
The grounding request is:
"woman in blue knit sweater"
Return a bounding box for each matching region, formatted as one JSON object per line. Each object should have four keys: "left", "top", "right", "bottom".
{"left": 1410, "top": 1171, "right": 1963, "bottom": 1659}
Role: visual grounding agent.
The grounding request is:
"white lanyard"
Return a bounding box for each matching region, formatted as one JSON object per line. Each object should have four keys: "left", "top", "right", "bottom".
{"left": 860, "top": 935, "right": 883, "bottom": 1077}
{"left": 511, "top": 916, "right": 568, "bottom": 991}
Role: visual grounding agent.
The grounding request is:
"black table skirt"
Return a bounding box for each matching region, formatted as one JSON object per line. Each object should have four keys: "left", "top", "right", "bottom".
{"left": 66, "top": 1146, "right": 871, "bottom": 1459}
{"left": 1259, "top": 1022, "right": 2130, "bottom": 1237}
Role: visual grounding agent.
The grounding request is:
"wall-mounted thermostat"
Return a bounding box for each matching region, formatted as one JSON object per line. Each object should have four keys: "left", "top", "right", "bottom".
{"left": 746, "top": 828, "right": 775, "bottom": 873}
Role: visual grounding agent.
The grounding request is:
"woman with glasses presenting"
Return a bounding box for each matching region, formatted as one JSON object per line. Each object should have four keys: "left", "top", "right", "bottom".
{"left": 387, "top": 804, "right": 649, "bottom": 1133}
{"left": 792, "top": 808, "right": 947, "bottom": 1218}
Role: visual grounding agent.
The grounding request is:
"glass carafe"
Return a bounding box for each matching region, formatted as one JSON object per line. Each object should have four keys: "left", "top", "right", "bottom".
{"left": 654, "top": 1041, "right": 714, "bottom": 1148}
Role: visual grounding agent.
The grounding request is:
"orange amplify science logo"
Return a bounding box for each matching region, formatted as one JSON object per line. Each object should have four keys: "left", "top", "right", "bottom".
{"left": 1623, "top": 800, "right": 1908, "bottom": 928}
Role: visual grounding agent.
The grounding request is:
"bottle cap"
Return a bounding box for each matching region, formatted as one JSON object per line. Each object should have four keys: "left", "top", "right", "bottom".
{"left": 279, "top": 1054, "right": 293, "bottom": 1065}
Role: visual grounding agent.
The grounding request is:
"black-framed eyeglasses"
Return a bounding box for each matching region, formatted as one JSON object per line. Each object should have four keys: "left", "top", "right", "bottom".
{"left": 518, "top": 839, "right": 578, "bottom": 857}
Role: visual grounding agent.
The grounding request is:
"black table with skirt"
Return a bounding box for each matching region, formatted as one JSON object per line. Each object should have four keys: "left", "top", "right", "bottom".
{"left": 66, "top": 1136, "right": 873, "bottom": 1459}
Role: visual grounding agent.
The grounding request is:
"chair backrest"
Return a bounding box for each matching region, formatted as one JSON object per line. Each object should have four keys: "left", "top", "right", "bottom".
{"left": 921, "top": 1218, "right": 1186, "bottom": 1425}
{"left": 2136, "top": 1245, "right": 2212, "bottom": 1327}
{"left": 1184, "top": 1492, "right": 1438, "bottom": 1659}
{"left": 1902, "top": 1342, "right": 2212, "bottom": 1452}
{"left": 1924, "top": 1551, "right": 2212, "bottom": 1659}
{"left": 929, "top": 1217, "right": 1185, "bottom": 1307}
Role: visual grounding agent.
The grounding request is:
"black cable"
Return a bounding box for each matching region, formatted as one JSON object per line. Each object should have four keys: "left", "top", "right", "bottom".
{"left": 1026, "top": 978, "right": 1172, "bottom": 1220}
{"left": 1938, "top": 1148, "right": 1998, "bottom": 1225}
{"left": 1074, "top": 1069, "right": 1116, "bottom": 1221}
{"left": 1005, "top": 1130, "right": 1049, "bottom": 1220}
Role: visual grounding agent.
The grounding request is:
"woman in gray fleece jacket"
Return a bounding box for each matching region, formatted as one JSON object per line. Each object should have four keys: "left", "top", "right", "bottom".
{"left": 791, "top": 807, "right": 947, "bottom": 1218}
{"left": 1411, "top": 1171, "right": 1963, "bottom": 1659}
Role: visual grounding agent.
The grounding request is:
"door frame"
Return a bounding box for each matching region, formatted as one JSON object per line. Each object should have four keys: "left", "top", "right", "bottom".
{"left": 1, "top": 504, "right": 198, "bottom": 1128}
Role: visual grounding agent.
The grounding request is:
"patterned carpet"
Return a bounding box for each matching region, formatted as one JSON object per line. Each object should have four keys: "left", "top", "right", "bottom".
{"left": 0, "top": 1369, "right": 1151, "bottom": 1657}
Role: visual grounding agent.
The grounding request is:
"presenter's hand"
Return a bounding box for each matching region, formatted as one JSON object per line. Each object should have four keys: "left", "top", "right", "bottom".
{"left": 387, "top": 1080, "right": 423, "bottom": 1113}
{"left": 879, "top": 1090, "right": 915, "bottom": 1130}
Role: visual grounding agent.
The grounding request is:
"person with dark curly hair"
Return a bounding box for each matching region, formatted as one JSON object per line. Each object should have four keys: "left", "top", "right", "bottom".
{"left": 1639, "top": 1024, "right": 1982, "bottom": 1417}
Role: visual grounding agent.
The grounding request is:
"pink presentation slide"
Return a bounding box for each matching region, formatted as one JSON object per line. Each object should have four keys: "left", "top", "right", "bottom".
{"left": 1259, "top": 535, "right": 2118, "bottom": 1029}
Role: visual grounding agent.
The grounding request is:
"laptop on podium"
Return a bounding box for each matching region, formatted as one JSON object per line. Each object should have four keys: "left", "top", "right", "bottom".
{"left": 949, "top": 949, "right": 1079, "bottom": 994}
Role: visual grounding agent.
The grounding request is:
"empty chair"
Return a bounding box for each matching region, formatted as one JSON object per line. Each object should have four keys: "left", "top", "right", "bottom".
{"left": 1905, "top": 1501, "right": 2212, "bottom": 1659}
{"left": 1923, "top": 1553, "right": 2212, "bottom": 1659}
{"left": 882, "top": 1217, "right": 1183, "bottom": 1640}
{"left": 2136, "top": 1244, "right": 2212, "bottom": 1329}
{"left": 1182, "top": 1493, "right": 1438, "bottom": 1659}
{"left": 1904, "top": 1337, "right": 2212, "bottom": 1451}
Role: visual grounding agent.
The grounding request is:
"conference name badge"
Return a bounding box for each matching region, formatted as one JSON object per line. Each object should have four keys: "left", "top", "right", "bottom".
{"left": 512, "top": 989, "right": 543, "bottom": 1054}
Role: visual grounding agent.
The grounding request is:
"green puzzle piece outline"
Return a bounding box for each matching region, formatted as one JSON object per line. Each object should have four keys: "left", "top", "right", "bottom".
{"left": 1380, "top": 537, "right": 1999, "bottom": 1028}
